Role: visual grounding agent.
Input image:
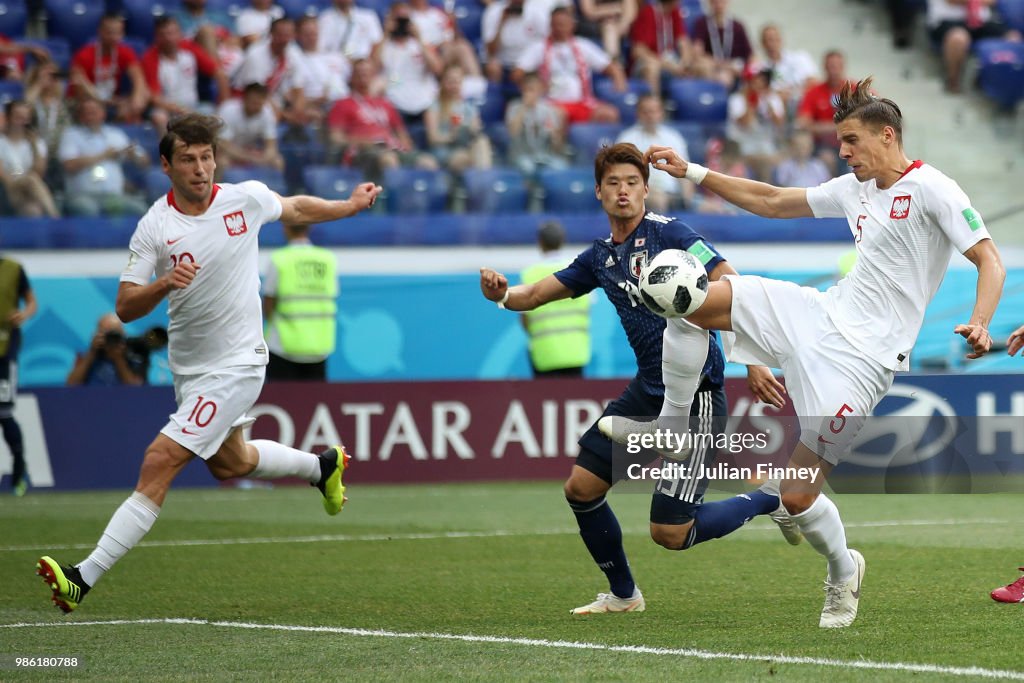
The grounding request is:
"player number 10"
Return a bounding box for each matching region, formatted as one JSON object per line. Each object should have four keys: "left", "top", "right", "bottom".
{"left": 188, "top": 396, "right": 218, "bottom": 427}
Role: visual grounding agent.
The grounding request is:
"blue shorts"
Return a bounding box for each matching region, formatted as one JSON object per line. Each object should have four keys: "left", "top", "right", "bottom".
{"left": 575, "top": 376, "right": 728, "bottom": 525}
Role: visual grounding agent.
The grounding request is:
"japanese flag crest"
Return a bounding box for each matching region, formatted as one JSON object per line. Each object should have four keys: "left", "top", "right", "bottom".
{"left": 890, "top": 195, "right": 911, "bottom": 220}
{"left": 224, "top": 211, "right": 248, "bottom": 236}
{"left": 629, "top": 250, "right": 647, "bottom": 280}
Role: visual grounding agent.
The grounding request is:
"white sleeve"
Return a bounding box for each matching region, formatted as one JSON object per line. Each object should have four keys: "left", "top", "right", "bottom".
{"left": 806, "top": 173, "right": 857, "bottom": 218}
{"left": 240, "top": 180, "right": 283, "bottom": 225}
{"left": 924, "top": 174, "right": 991, "bottom": 253}
{"left": 121, "top": 219, "right": 159, "bottom": 286}
{"left": 262, "top": 106, "right": 278, "bottom": 140}
{"left": 579, "top": 38, "right": 611, "bottom": 72}
{"left": 515, "top": 42, "right": 544, "bottom": 72}
{"left": 364, "top": 11, "right": 383, "bottom": 44}
{"left": 481, "top": 5, "right": 502, "bottom": 44}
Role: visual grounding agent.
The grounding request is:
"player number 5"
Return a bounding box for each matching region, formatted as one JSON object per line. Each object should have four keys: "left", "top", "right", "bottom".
{"left": 830, "top": 403, "right": 853, "bottom": 434}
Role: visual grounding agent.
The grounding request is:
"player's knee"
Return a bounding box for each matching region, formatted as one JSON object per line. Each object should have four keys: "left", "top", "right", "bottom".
{"left": 781, "top": 490, "right": 817, "bottom": 516}
{"left": 563, "top": 474, "right": 607, "bottom": 503}
{"left": 650, "top": 523, "right": 691, "bottom": 550}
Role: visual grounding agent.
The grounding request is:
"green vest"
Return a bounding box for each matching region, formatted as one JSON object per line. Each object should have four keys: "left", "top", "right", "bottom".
{"left": 521, "top": 260, "right": 591, "bottom": 372}
{"left": 0, "top": 260, "right": 21, "bottom": 357}
{"left": 268, "top": 245, "right": 338, "bottom": 357}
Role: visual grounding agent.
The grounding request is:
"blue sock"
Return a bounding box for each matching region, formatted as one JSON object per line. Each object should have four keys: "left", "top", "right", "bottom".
{"left": 685, "top": 490, "right": 779, "bottom": 548}
{"left": 568, "top": 496, "right": 635, "bottom": 599}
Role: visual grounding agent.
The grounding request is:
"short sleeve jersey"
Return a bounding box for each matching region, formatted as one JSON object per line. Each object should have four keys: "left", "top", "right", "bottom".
{"left": 806, "top": 162, "right": 991, "bottom": 371}
{"left": 120, "top": 181, "right": 283, "bottom": 375}
{"left": 554, "top": 212, "right": 726, "bottom": 394}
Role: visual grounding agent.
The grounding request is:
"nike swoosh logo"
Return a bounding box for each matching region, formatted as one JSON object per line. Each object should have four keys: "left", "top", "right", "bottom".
{"left": 182, "top": 427, "right": 199, "bottom": 435}
{"left": 817, "top": 435, "right": 834, "bottom": 445}
{"left": 167, "top": 237, "right": 184, "bottom": 245}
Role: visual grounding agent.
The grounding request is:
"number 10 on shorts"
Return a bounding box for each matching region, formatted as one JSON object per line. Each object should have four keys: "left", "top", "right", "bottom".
{"left": 187, "top": 396, "right": 218, "bottom": 428}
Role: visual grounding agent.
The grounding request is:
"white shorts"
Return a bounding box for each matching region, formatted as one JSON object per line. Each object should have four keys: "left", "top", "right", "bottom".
{"left": 160, "top": 365, "right": 266, "bottom": 460}
{"left": 721, "top": 275, "right": 894, "bottom": 464}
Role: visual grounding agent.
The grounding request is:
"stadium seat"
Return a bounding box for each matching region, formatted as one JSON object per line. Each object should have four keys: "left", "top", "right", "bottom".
{"left": 0, "top": 80, "right": 24, "bottom": 105}
{"left": 121, "top": 0, "right": 180, "bottom": 42}
{"left": 667, "top": 78, "right": 728, "bottom": 123}
{"left": 144, "top": 166, "right": 170, "bottom": 204}
{"left": 998, "top": 0, "right": 1024, "bottom": 33}
{"left": 0, "top": 0, "right": 28, "bottom": 38}
{"left": 975, "top": 39, "right": 1024, "bottom": 109}
{"left": 453, "top": 4, "right": 482, "bottom": 43}
{"left": 277, "top": 0, "right": 328, "bottom": 19}
{"left": 382, "top": 167, "right": 450, "bottom": 213}
{"left": 43, "top": 0, "right": 104, "bottom": 51}
{"left": 463, "top": 166, "right": 529, "bottom": 213}
{"left": 477, "top": 84, "right": 506, "bottom": 125}
{"left": 22, "top": 37, "right": 70, "bottom": 71}
{"left": 538, "top": 167, "right": 597, "bottom": 212}
{"left": 223, "top": 166, "right": 288, "bottom": 194}
{"left": 302, "top": 166, "right": 364, "bottom": 200}
{"left": 567, "top": 122, "right": 622, "bottom": 162}
{"left": 669, "top": 121, "right": 708, "bottom": 164}
{"left": 593, "top": 78, "right": 651, "bottom": 125}
{"left": 485, "top": 121, "right": 510, "bottom": 159}
{"left": 122, "top": 36, "right": 149, "bottom": 61}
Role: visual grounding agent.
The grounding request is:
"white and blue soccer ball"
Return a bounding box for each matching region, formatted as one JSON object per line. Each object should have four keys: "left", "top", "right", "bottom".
{"left": 638, "top": 249, "right": 708, "bottom": 318}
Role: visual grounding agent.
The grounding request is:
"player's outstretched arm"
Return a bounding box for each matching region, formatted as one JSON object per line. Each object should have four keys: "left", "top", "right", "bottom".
{"left": 1007, "top": 324, "right": 1024, "bottom": 356}
{"left": 954, "top": 238, "right": 1005, "bottom": 359}
{"left": 643, "top": 145, "right": 814, "bottom": 219}
{"left": 116, "top": 260, "right": 200, "bottom": 322}
{"left": 479, "top": 268, "right": 573, "bottom": 311}
{"left": 277, "top": 182, "right": 383, "bottom": 225}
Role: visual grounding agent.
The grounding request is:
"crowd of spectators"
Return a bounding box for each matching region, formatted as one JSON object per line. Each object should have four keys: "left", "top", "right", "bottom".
{"left": 5, "top": 0, "right": 996, "bottom": 218}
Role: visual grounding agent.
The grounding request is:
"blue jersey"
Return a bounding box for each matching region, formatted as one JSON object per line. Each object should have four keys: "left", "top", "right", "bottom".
{"left": 554, "top": 212, "right": 726, "bottom": 395}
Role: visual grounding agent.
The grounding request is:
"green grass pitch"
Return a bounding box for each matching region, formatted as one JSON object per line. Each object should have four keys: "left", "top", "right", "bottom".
{"left": 1, "top": 483, "right": 1022, "bottom": 681}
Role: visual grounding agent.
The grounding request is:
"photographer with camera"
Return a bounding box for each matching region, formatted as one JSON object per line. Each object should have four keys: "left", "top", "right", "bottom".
{"left": 66, "top": 313, "right": 148, "bottom": 387}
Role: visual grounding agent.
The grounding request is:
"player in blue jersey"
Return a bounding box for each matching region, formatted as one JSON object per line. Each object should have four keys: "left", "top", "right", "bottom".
{"left": 479, "top": 143, "right": 799, "bottom": 614}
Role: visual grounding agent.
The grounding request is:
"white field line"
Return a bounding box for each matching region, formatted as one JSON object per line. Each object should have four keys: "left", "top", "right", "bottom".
{"left": 0, "top": 618, "right": 1021, "bottom": 681}
{"left": 0, "top": 518, "right": 1011, "bottom": 553}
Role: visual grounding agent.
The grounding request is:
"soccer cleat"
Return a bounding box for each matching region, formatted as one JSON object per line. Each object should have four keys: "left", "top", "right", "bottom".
{"left": 570, "top": 588, "right": 645, "bottom": 615}
{"left": 36, "top": 556, "right": 90, "bottom": 613}
{"left": 758, "top": 479, "right": 803, "bottom": 546}
{"left": 597, "top": 416, "right": 693, "bottom": 461}
{"left": 990, "top": 568, "right": 1024, "bottom": 603}
{"left": 13, "top": 479, "right": 27, "bottom": 497}
{"left": 819, "top": 549, "right": 865, "bottom": 628}
{"left": 314, "top": 445, "right": 350, "bottom": 516}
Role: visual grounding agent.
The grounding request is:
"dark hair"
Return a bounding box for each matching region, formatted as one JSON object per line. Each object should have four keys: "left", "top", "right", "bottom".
{"left": 594, "top": 142, "right": 649, "bottom": 186}
{"left": 159, "top": 113, "right": 223, "bottom": 162}
{"left": 537, "top": 220, "right": 565, "bottom": 251}
{"left": 242, "top": 81, "right": 269, "bottom": 96}
{"left": 832, "top": 76, "right": 903, "bottom": 144}
{"left": 153, "top": 15, "right": 179, "bottom": 31}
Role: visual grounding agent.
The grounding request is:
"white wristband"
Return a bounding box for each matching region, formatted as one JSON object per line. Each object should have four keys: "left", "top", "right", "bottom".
{"left": 497, "top": 290, "right": 510, "bottom": 310}
{"left": 684, "top": 163, "right": 709, "bottom": 185}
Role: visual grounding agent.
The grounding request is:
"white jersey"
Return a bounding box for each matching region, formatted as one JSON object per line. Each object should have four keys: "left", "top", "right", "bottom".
{"left": 806, "top": 162, "right": 990, "bottom": 371}
{"left": 121, "top": 181, "right": 283, "bottom": 375}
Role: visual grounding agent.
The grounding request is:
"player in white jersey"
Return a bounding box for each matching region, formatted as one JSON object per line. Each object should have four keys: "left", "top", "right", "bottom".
{"left": 35, "top": 113, "right": 382, "bottom": 613}
{"left": 609, "top": 77, "right": 1005, "bottom": 627}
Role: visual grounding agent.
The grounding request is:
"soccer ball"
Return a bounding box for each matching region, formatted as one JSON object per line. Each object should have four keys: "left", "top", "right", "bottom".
{"left": 638, "top": 249, "right": 708, "bottom": 318}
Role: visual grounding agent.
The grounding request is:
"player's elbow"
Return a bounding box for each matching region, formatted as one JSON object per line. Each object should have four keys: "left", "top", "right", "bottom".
{"left": 115, "top": 299, "right": 139, "bottom": 324}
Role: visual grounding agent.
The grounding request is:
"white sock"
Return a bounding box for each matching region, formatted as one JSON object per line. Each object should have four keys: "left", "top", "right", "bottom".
{"left": 791, "top": 493, "right": 855, "bottom": 582}
{"left": 77, "top": 491, "right": 160, "bottom": 587}
{"left": 659, "top": 319, "right": 709, "bottom": 424}
{"left": 249, "top": 440, "right": 320, "bottom": 483}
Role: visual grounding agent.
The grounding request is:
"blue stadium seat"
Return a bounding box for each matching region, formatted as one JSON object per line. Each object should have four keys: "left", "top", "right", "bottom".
{"left": 302, "top": 166, "right": 364, "bottom": 200}
{"left": 122, "top": 36, "right": 149, "bottom": 61}
{"left": 485, "top": 121, "right": 510, "bottom": 159}
{"left": 567, "top": 122, "right": 622, "bottom": 162}
{"left": 0, "top": 80, "right": 24, "bottom": 105}
{"left": 277, "top": 0, "right": 328, "bottom": 19}
{"left": 43, "top": 0, "right": 104, "bottom": 51}
{"left": 0, "top": 0, "right": 28, "bottom": 38}
{"left": 975, "top": 39, "right": 1024, "bottom": 109}
{"left": 382, "top": 167, "right": 450, "bottom": 213}
{"left": 22, "top": 37, "right": 70, "bottom": 71}
{"left": 667, "top": 78, "right": 728, "bottom": 123}
{"left": 121, "top": 0, "right": 180, "bottom": 42}
{"left": 119, "top": 123, "right": 161, "bottom": 157}
{"left": 538, "top": 167, "right": 597, "bottom": 212}
{"left": 477, "top": 84, "right": 506, "bottom": 124}
{"left": 669, "top": 121, "right": 708, "bottom": 164}
{"left": 998, "top": 0, "right": 1024, "bottom": 33}
{"left": 463, "top": 166, "right": 528, "bottom": 212}
{"left": 593, "top": 78, "right": 651, "bottom": 125}
{"left": 453, "top": 4, "right": 482, "bottom": 43}
{"left": 144, "top": 166, "right": 170, "bottom": 204}
{"left": 223, "top": 166, "right": 288, "bottom": 194}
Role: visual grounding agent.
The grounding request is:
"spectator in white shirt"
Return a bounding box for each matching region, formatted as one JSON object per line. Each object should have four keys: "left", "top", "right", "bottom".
{"left": 616, "top": 95, "right": 692, "bottom": 212}
{"left": 482, "top": 0, "right": 551, "bottom": 83}
{"left": 755, "top": 24, "right": 818, "bottom": 114}
{"left": 380, "top": 3, "right": 443, "bottom": 125}
{"left": 294, "top": 16, "right": 350, "bottom": 125}
{"left": 216, "top": 82, "right": 284, "bottom": 171}
{"left": 409, "top": 0, "right": 486, "bottom": 100}
{"left": 317, "top": 0, "right": 384, "bottom": 61}
{"left": 231, "top": 17, "right": 309, "bottom": 125}
{"left": 0, "top": 100, "right": 60, "bottom": 217}
{"left": 236, "top": 0, "right": 286, "bottom": 49}
{"left": 726, "top": 67, "right": 785, "bottom": 182}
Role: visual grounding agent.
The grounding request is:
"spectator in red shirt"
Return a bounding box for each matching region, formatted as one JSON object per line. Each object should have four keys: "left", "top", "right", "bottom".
{"left": 691, "top": 0, "right": 753, "bottom": 89}
{"left": 629, "top": 0, "right": 694, "bottom": 97}
{"left": 326, "top": 59, "right": 437, "bottom": 179}
{"left": 142, "top": 16, "right": 231, "bottom": 134}
{"left": 0, "top": 36, "right": 50, "bottom": 81}
{"left": 69, "top": 13, "right": 150, "bottom": 123}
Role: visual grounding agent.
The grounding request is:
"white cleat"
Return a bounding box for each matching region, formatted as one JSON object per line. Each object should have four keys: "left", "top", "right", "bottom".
{"left": 819, "top": 549, "right": 865, "bottom": 628}
{"left": 758, "top": 479, "right": 803, "bottom": 546}
{"left": 571, "top": 587, "right": 645, "bottom": 615}
{"left": 596, "top": 416, "right": 693, "bottom": 461}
